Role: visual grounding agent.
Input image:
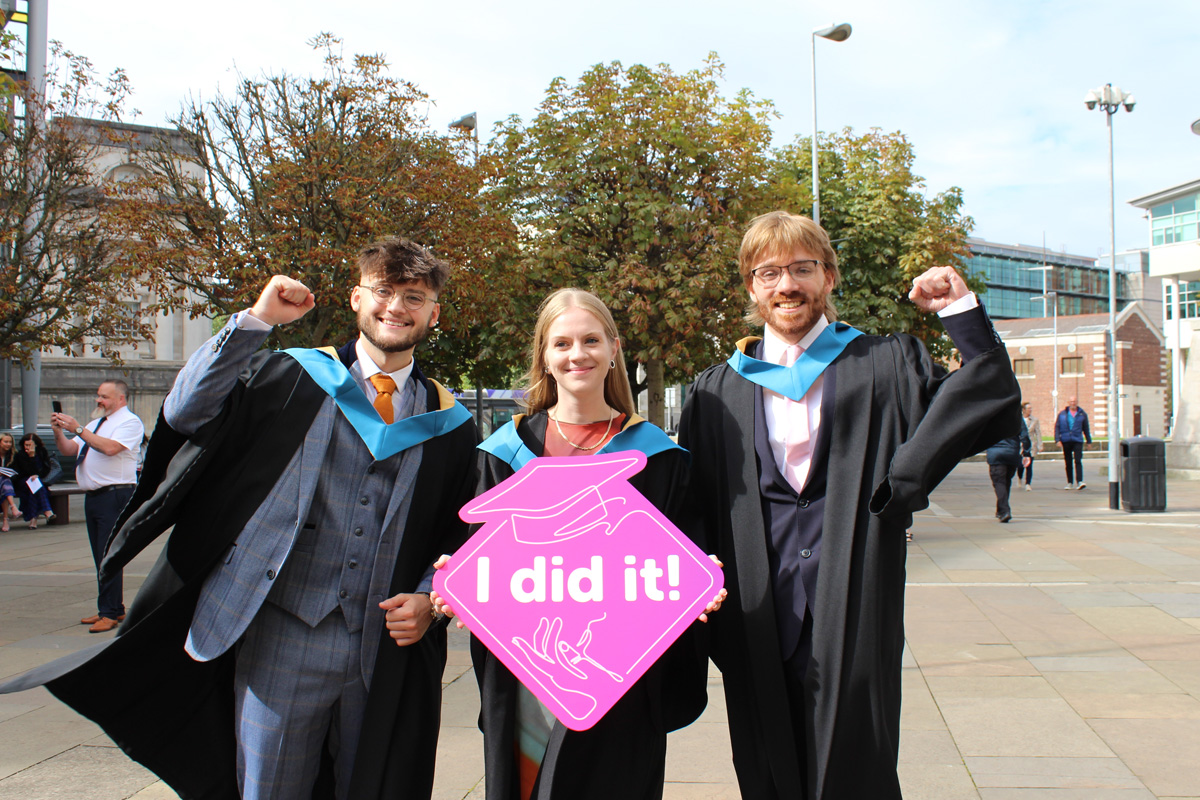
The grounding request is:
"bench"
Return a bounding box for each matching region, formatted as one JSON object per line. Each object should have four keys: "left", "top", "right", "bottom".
{"left": 48, "top": 484, "right": 86, "bottom": 525}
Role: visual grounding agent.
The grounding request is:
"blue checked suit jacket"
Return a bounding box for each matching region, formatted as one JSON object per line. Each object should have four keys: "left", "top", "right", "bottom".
{"left": 164, "top": 316, "right": 427, "bottom": 677}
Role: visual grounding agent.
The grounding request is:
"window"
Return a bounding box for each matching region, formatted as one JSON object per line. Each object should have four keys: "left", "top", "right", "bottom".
{"left": 1150, "top": 194, "right": 1200, "bottom": 246}
{"left": 1013, "top": 359, "right": 1034, "bottom": 376}
{"left": 1061, "top": 356, "right": 1084, "bottom": 376}
{"left": 1166, "top": 281, "right": 1200, "bottom": 320}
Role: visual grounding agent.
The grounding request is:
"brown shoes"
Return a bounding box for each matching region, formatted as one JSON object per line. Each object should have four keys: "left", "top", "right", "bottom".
{"left": 81, "top": 614, "right": 125, "bottom": 626}
{"left": 88, "top": 617, "right": 121, "bottom": 633}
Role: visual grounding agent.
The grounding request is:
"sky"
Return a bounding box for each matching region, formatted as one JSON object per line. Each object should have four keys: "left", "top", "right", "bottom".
{"left": 33, "top": 0, "right": 1200, "bottom": 261}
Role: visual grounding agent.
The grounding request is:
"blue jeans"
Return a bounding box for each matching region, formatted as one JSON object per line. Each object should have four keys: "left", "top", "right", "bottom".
{"left": 85, "top": 485, "right": 134, "bottom": 619}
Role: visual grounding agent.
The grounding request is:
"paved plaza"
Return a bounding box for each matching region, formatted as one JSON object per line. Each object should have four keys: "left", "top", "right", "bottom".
{"left": 1, "top": 460, "right": 1199, "bottom": 799}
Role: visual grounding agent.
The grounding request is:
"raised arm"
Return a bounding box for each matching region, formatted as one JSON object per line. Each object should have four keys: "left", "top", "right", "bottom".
{"left": 165, "top": 276, "right": 315, "bottom": 435}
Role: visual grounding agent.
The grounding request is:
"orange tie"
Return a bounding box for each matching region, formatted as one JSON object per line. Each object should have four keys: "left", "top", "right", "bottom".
{"left": 369, "top": 373, "right": 397, "bottom": 424}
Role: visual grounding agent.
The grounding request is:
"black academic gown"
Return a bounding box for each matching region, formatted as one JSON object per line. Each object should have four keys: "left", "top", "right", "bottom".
{"left": 677, "top": 324, "right": 1020, "bottom": 800}
{"left": 469, "top": 412, "right": 707, "bottom": 800}
{"left": 0, "top": 345, "right": 479, "bottom": 800}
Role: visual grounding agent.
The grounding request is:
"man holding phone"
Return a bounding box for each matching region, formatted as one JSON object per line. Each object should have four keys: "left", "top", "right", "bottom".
{"left": 51, "top": 380, "right": 144, "bottom": 632}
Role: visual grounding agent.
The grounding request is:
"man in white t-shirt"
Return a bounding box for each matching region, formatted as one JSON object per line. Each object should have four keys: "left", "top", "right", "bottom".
{"left": 52, "top": 380, "right": 145, "bottom": 633}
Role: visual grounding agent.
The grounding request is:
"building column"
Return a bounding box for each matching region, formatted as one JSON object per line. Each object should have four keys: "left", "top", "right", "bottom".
{"left": 1168, "top": 277, "right": 1183, "bottom": 436}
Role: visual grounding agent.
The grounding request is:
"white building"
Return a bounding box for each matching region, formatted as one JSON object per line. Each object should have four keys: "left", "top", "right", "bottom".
{"left": 9, "top": 119, "right": 214, "bottom": 431}
{"left": 1129, "top": 178, "right": 1200, "bottom": 469}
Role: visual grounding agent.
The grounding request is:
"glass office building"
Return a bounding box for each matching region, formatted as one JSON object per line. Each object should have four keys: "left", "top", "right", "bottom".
{"left": 966, "top": 238, "right": 1138, "bottom": 320}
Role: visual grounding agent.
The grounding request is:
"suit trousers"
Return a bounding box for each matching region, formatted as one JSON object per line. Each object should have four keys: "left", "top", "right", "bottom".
{"left": 84, "top": 486, "right": 132, "bottom": 619}
{"left": 780, "top": 613, "right": 814, "bottom": 799}
{"left": 989, "top": 463, "right": 1016, "bottom": 518}
{"left": 234, "top": 602, "right": 368, "bottom": 800}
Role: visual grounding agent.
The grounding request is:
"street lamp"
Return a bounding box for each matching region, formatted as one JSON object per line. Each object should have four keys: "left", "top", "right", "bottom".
{"left": 449, "top": 111, "right": 484, "bottom": 430}
{"left": 1084, "top": 83, "right": 1134, "bottom": 510}
{"left": 1038, "top": 291, "right": 1059, "bottom": 414}
{"left": 811, "top": 22, "right": 851, "bottom": 228}
{"left": 449, "top": 111, "right": 479, "bottom": 163}
{"left": 1191, "top": 117, "right": 1200, "bottom": 136}
{"left": 1028, "top": 255, "right": 1058, "bottom": 413}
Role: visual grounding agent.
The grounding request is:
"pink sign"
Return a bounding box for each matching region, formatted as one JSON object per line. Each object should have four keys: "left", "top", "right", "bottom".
{"left": 435, "top": 450, "right": 723, "bottom": 731}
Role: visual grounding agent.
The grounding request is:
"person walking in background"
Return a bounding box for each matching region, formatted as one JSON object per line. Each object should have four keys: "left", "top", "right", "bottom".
{"left": 51, "top": 381, "right": 145, "bottom": 632}
{"left": 987, "top": 424, "right": 1032, "bottom": 523}
{"left": 1019, "top": 402, "right": 1042, "bottom": 490}
{"left": 1054, "top": 395, "right": 1091, "bottom": 490}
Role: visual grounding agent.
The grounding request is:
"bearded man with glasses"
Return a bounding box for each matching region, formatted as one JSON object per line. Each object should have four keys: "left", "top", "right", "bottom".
{"left": 678, "top": 211, "right": 1020, "bottom": 800}
{"left": 4, "top": 237, "right": 478, "bottom": 799}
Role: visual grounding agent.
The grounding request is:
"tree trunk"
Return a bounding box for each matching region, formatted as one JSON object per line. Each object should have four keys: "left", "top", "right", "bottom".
{"left": 646, "top": 358, "right": 665, "bottom": 429}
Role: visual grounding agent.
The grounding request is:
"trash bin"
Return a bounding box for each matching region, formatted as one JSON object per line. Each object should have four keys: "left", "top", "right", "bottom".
{"left": 1120, "top": 437, "right": 1167, "bottom": 512}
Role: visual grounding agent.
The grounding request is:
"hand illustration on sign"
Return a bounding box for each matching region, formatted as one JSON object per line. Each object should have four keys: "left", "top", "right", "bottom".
{"left": 510, "top": 613, "right": 623, "bottom": 720}
{"left": 435, "top": 451, "right": 723, "bottom": 730}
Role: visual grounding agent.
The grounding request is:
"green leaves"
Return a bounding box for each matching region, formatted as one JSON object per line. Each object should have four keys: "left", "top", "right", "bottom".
{"left": 488, "top": 57, "right": 776, "bottom": 423}
{"left": 768, "top": 128, "right": 974, "bottom": 359}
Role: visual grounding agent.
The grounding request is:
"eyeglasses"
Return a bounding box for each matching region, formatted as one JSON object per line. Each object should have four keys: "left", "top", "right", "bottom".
{"left": 358, "top": 285, "right": 436, "bottom": 311}
{"left": 750, "top": 260, "right": 823, "bottom": 287}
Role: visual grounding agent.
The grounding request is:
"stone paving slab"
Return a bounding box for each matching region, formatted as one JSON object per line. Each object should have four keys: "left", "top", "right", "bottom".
{"left": 2, "top": 465, "right": 1200, "bottom": 798}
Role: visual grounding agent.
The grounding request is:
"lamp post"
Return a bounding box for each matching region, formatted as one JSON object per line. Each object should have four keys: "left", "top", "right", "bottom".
{"left": 1028, "top": 256, "right": 1058, "bottom": 413}
{"left": 450, "top": 111, "right": 479, "bottom": 163}
{"left": 811, "top": 22, "right": 851, "bottom": 228}
{"left": 1084, "top": 83, "right": 1134, "bottom": 510}
{"left": 1038, "top": 291, "right": 1059, "bottom": 414}
{"left": 449, "top": 111, "right": 484, "bottom": 430}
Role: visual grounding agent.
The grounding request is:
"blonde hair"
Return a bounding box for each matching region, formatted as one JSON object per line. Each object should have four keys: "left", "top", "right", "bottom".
{"left": 521, "top": 288, "right": 636, "bottom": 419}
{"left": 739, "top": 210, "right": 840, "bottom": 326}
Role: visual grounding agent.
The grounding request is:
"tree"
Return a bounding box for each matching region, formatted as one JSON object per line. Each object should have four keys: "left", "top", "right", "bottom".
{"left": 768, "top": 128, "right": 978, "bottom": 359}
{"left": 488, "top": 54, "right": 777, "bottom": 426}
{"left": 117, "top": 34, "right": 521, "bottom": 389}
{"left": 0, "top": 41, "right": 169, "bottom": 363}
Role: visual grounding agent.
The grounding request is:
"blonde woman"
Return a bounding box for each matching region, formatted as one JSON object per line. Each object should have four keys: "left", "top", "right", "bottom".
{"left": 438, "top": 288, "right": 722, "bottom": 800}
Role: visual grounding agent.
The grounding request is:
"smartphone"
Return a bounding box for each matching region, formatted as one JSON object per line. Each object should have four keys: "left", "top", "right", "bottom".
{"left": 52, "top": 400, "right": 63, "bottom": 414}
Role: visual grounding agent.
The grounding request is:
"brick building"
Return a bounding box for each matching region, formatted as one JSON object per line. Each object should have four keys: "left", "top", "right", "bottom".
{"left": 997, "top": 304, "right": 1167, "bottom": 439}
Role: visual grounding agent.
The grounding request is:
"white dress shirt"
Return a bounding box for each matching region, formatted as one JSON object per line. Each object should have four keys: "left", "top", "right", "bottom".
{"left": 73, "top": 406, "right": 145, "bottom": 492}
{"left": 761, "top": 292, "right": 980, "bottom": 493}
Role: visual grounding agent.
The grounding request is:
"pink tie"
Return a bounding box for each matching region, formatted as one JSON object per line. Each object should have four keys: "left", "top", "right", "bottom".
{"left": 782, "top": 344, "right": 812, "bottom": 493}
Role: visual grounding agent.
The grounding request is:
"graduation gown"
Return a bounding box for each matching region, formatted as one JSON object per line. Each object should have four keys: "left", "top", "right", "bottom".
{"left": 469, "top": 412, "right": 707, "bottom": 800}
{"left": 0, "top": 346, "right": 478, "bottom": 800}
{"left": 677, "top": 327, "right": 1020, "bottom": 800}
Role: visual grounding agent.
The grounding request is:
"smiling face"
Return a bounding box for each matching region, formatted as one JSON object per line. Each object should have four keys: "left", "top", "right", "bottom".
{"left": 747, "top": 245, "right": 836, "bottom": 343}
{"left": 0, "top": 433, "right": 11, "bottom": 455}
{"left": 543, "top": 306, "right": 619, "bottom": 406}
{"left": 351, "top": 276, "right": 440, "bottom": 364}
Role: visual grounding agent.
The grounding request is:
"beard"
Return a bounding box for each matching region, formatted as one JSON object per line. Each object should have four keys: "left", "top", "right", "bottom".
{"left": 755, "top": 288, "right": 828, "bottom": 339}
{"left": 357, "top": 305, "right": 433, "bottom": 354}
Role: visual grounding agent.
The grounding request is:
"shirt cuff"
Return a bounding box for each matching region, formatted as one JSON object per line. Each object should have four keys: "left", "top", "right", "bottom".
{"left": 937, "top": 292, "right": 979, "bottom": 318}
{"left": 235, "top": 310, "right": 273, "bottom": 331}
